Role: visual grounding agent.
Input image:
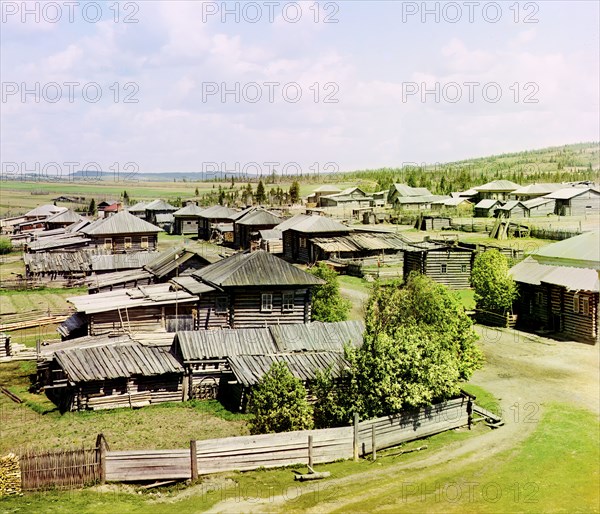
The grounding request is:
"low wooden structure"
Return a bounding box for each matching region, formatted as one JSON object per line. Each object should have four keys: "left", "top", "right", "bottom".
{"left": 197, "top": 205, "right": 239, "bottom": 241}
{"left": 0, "top": 333, "right": 11, "bottom": 358}
{"left": 494, "top": 201, "right": 527, "bottom": 219}
{"left": 474, "top": 199, "right": 502, "bottom": 217}
{"left": 546, "top": 187, "right": 600, "bottom": 216}
{"left": 173, "top": 203, "right": 205, "bottom": 235}
{"left": 233, "top": 208, "right": 282, "bottom": 249}
{"left": 81, "top": 211, "right": 162, "bottom": 253}
{"left": 510, "top": 256, "right": 598, "bottom": 344}
{"left": 318, "top": 187, "right": 372, "bottom": 208}
{"left": 403, "top": 241, "right": 474, "bottom": 289}
{"left": 144, "top": 199, "right": 178, "bottom": 226}
{"left": 39, "top": 338, "right": 184, "bottom": 411}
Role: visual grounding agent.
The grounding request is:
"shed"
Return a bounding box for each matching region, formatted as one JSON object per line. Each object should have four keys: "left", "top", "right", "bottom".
{"left": 545, "top": 187, "right": 600, "bottom": 217}
{"left": 173, "top": 203, "right": 205, "bottom": 235}
{"left": 144, "top": 199, "right": 178, "bottom": 226}
{"left": 44, "top": 209, "right": 84, "bottom": 229}
{"left": 198, "top": 205, "right": 240, "bottom": 241}
{"left": 494, "top": 201, "right": 528, "bottom": 219}
{"left": 233, "top": 208, "right": 282, "bottom": 249}
{"left": 474, "top": 199, "right": 502, "bottom": 218}
{"left": 318, "top": 187, "right": 372, "bottom": 208}
{"left": 522, "top": 197, "right": 555, "bottom": 217}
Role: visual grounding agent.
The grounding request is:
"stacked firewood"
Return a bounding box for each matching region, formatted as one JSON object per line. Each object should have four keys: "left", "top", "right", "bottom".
{"left": 0, "top": 453, "right": 21, "bottom": 496}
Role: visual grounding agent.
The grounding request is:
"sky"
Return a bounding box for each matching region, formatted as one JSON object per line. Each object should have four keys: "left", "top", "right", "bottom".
{"left": 1, "top": 0, "right": 599, "bottom": 177}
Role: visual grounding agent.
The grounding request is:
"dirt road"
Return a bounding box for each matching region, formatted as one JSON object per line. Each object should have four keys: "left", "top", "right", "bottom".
{"left": 206, "top": 327, "right": 599, "bottom": 513}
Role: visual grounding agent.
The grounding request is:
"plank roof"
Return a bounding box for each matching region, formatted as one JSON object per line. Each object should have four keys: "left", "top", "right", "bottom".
{"left": 228, "top": 352, "right": 348, "bottom": 387}
{"left": 45, "top": 209, "right": 83, "bottom": 224}
{"left": 192, "top": 250, "right": 325, "bottom": 287}
{"left": 24, "top": 205, "right": 67, "bottom": 218}
{"left": 235, "top": 209, "right": 282, "bottom": 226}
{"left": 144, "top": 247, "right": 214, "bottom": 277}
{"left": 173, "top": 204, "right": 205, "bottom": 217}
{"left": 527, "top": 231, "right": 600, "bottom": 269}
{"left": 144, "top": 199, "right": 178, "bottom": 211}
{"left": 127, "top": 201, "right": 149, "bottom": 213}
{"left": 198, "top": 205, "right": 239, "bottom": 219}
{"left": 510, "top": 257, "right": 599, "bottom": 291}
{"left": 26, "top": 236, "right": 90, "bottom": 252}
{"left": 474, "top": 199, "right": 502, "bottom": 209}
{"left": 474, "top": 180, "right": 521, "bottom": 192}
{"left": 522, "top": 197, "right": 555, "bottom": 209}
{"left": 54, "top": 342, "right": 183, "bottom": 383}
{"left": 80, "top": 211, "right": 162, "bottom": 235}
{"left": 270, "top": 320, "right": 364, "bottom": 352}
{"left": 545, "top": 186, "right": 600, "bottom": 200}
{"left": 312, "top": 185, "right": 342, "bottom": 193}
{"left": 310, "top": 232, "right": 413, "bottom": 253}
{"left": 496, "top": 201, "right": 526, "bottom": 211}
{"left": 91, "top": 252, "right": 160, "bottom": 272}
{"left": 280, "top": 214, "right": 351, "bottom": 234}
{"left": 512, "top": 183, "right": 562, "bottom": 196}
{"left": 390, "top": 184, "right": 432, "bottom": 197}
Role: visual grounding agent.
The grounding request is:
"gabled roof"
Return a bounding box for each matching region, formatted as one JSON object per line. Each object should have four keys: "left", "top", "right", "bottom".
{"left": 390, "top": 184, "right": 432, "bottom": 198}
{"left": 91, "top": 252, "right": 160, "bottom": 272}
{"left": 235, "top": 209, "right": 282, "bottom": 226}
{"left": 198, "top": 205, "right": 239, "bottom": 219}
{"left": 24, "top": 205, "right": 67, "bottom": 218}
{"left": 474, "top": 199, "right": 502, "bottom": 209}
{"left": 528, "top": 231, "right": 599, "bottom": 269}
{"left": 127, "top": 201, "right": 149, "bottom": 213}
{"left": 192, "top": 250, "right": 325, "bottom": 287}
{"left": 144, "top": 199, "right": 178, "bottom": 211}
{"left": 545, "top": 187, "right": 600, "bottom": 200}
{"left": 278, "top": 214, "right": 351, "bottom": 234}
{"left": 522, "top": 197, "right": 555, "bottom": 209}
{"left": 312, "top": 185, "right": 342, "bottom": 193}
{"left": 173, "top": 204, "right": 205, "bottom": 217}
{"left": 54, "top": 342, "right": 183, "bottom": 383}
{"left": 510, "top": 257, "right": 598, "bottom": 291}
{"left": 45, "top": 209, "right": 83, "bottom": 224}
{"left": 229, "top": 206, "right": 256, "bottom": 222}
{"left": 80, "top": 211, "right": 162, "bottom": 235}
{"left": 395, "top": 195, "right": 449, "bottom": 205}
{"left": 103, "top": 203, "right": 121, "bottom": 212}
{"left": 144, "top": 247, "right": 216, "bottom": 277}
{"left": 512, "top": 183, "right": 562, "bottom": 196}
{"left": 496, "top": 201, "right": 526, "bottom": 211}
{"left": 474, "top": 180, "right": 520, "bottom": 192}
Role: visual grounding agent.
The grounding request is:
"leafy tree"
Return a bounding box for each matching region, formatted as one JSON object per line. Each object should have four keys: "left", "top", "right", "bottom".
{"left": 308, "top": 263, "right": 351, "bottom": 322}
{"left": 316, "top": 274, "right": 483, "bottom": 424}
{"left": 255, "top": 180, "right": 266, "bottom": 204}
{"left": 244, "top": 183, "right": 253, "bottom": 204}
{"left": 0, "top": 237, "right": 12, "bottom": 255}
{"left": 289, "top": 181, "right": 300, "bottom": 204}
{"left": 247, "top": 361, "right": 314, "bottom": 434}
{"left": 471, "top": 250, "right": 518, "bottom": 313}
{"left": 88, "top": 198, "right": 96, "bottom": 215}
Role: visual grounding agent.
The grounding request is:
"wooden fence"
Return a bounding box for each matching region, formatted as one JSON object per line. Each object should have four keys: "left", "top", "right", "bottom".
{"left": 475, "top": 309, "right": 518, "bottom": 328}
{"left": 19, "top": 446, "right": 100, "bottom": 491}
{"left": 104, "top": 398, "right": 470, "bottom": 482}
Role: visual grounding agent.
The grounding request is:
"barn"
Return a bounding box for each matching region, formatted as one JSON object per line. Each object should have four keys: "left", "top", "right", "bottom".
{"left": 522, "top": 198, "right": 555, "bottom": 217}
{"left": 546, "top": 187, "right": 600, "bottom": 217}
{"left": 198, "top": 205, "right": 239, "bottom": 241}
{"left": 80, "top": 211, "right": 162, "bottom": 253}
{"left": 281, "top": 215, "right": 352, "bottom": 263}
{"left": 494, "top": 201, "right": 528, "bottom": 219}
{"left": 403, "top": 241, "right": 474, "bottom": 289}
{"left": 173, "top": 203, "right": 205, "bottom": 235}
{"left": 318, "top": 187, "right": 373, "bottom": 208}
{"left": 144, "top": 199, "right": 178, "bottom": 226}
{"left": 233, "top": 208, "right": 282, "bottom": 249}
{"left": 38, "top": 336, "right": 184, "bottom": 412}
{"left": 474, "top": 199, "right": 502, "bottom": 218}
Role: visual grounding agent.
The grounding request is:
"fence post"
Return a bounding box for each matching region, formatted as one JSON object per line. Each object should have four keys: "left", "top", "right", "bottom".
{"left": 353, "top": 413, "right": 359, "bottom": 461}
{"left": 371, "top": 425, "right": 376, "bottom": 461}
{"left": 97, "top": 434, "right": 106, "bottom": 485}
{"left": 190, "top": 440, "right": 198, "bottom": 481}
{"left": 308, "top": 436, "right": 313, "bottom": 470}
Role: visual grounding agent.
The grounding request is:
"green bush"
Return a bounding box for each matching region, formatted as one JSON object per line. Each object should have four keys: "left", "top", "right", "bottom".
{"left": 0, "top": 237, "right": 13, "bottom": 255}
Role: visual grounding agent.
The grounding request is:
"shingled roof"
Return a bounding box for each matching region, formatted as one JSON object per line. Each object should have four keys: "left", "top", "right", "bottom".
{"left": 192, "top": 250, "right": 324, "bottom": 287}
{"left": 80, "top": 211, "right": 162, "bottom": 235}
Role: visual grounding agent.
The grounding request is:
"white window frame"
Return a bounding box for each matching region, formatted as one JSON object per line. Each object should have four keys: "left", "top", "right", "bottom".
{"left": 141, "top": 236, "right": 149, "bottom": 249}
{"left": 103, "top": 238, "right": 112, "bottom": 250}
{"left": 573, "top": 294, "right": 580, "bottom": 313}
{"left": 461, "top": 264, "right": 467, "bottom": 273}
{"left": 581, "top": 297, "right": 590, "bottom": 315}
{"left": 299, "top": 237, "right": 307, "bottom": 248}
{"left": 441, "top": 264, "right": 447, "bottom": 274}
{"left": 124, "top": 237, "right": 132, "bottom": 249}
{"left": 282, "top": 292, "right": 294, "bottom": 312}
{"left": 261, "top": 293, "right": 273, "bottom": 312}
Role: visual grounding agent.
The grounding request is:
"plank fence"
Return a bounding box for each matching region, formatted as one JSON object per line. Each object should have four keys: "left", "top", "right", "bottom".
{"left": 103, "top": 397, "right": 470, "bottom": 482}
{"left": 475, "top": 309, "right": 518, "bottom": 328}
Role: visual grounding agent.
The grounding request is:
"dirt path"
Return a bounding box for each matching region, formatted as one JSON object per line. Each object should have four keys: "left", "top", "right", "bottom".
{"left": 206, "top": 327, "right": 599, "bottom": 513}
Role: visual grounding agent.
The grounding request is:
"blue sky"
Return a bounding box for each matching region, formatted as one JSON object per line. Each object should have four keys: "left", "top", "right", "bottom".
{"left": 1, "top": 1, "right": 598, "bottom": 175}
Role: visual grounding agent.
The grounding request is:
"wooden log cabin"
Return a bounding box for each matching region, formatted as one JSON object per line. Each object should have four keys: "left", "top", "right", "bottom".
{"left": 280, "top": 214, "right": 352, "bottom": 263}
{"left": 174, "top": 250, "right": 325, "bottom": 329}
{"left": 197, "top": 205, "right": 239, "bottom": 241}
{"left": 144, "top": 199, "right": 178, "bottom": 226}
{"left": 403, "top": 241, "right": 474, "bottom": 289}
{"left": 173, "top": 203, "right": 205, "bottom": 235}
{"left": 510, "top": 232, "right": 599, "bottom": 344}
{"left": 546, "top": 187, "right": 600, "bottom": 217}
{"left": 38, "top": 336, "right": 184, "bottom": 412}
{"left": 80, "top": 211, "right": 162, "bottom": 253}
{"left": 233, "top": 208, "right": 282, "bottom": 249}
{"left": 44, "top": 209, "right": 84, "bottom": 230}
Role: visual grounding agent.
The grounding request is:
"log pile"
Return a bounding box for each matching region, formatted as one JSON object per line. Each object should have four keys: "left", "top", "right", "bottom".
{"left": 0, "top": 453, "right": 22, "bottom": 496}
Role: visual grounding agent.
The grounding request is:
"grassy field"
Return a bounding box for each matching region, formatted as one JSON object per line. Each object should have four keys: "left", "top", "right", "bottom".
{"left": 0, "top": 361, "right": 250, "bottom": 453}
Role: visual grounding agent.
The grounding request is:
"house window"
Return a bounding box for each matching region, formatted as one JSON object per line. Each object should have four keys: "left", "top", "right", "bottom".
{"left": 103, "top": 238, "right": 112, "bottom": 250}
{"left": 215, "top": 296, "right": 228, "bottom": 314}
{"left": 261, "top": 293, "right": 273, "bottom": 312}
{"left": 441, "top": 264, "right": 447, "bottom": 274}
{"left": 124, "top": 237, "right": 132, "bottom": 249}
{"left": 141, "top": 236, "right": 149, "bottom": 249}
{"left": 573, "top": 294, "right": 580, "bottom": 313}
{"left": 461, "top": 264, "right": 467, "bottom": 273}
{"left": 282, "top": 292, "right": 294, "bottom": 312}
{"left": 535, "top": 292, "right": 543, "bottom": 305}
{"left": 581, "top": 297, "right": 590, "bottom": 315}
{"left": 299, "top": 237, "right": 307, "bottom": 248}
